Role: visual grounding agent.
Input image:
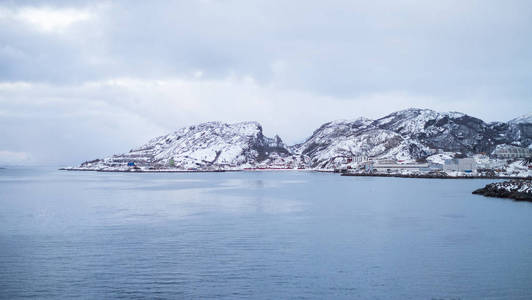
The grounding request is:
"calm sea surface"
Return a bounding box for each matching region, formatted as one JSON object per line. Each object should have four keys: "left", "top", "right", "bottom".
{"left": 0, "top": 168, "right": 531, "bottom": 299}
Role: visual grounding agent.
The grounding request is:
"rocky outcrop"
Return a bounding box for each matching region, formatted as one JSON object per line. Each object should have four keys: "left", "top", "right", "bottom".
{"left": 473, "top": 180, "right": 532, "bottom": 202}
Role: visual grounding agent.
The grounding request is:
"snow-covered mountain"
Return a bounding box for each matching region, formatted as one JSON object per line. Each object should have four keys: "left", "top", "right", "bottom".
{"left": 74, "top": 108, "right": 532, "bottom": 171}
{"left": 509, "top": 113, "right": 532, "bottom": 124}
{"left": 373, "top": 108, "right": 503, "bottom": 153}
{"left": 294, "top": 108, "right": 531, "bottom": 168}
{"left": 79, "top": 121, "right": 294, "bottom": 171}
{"left": 291, "top": 117, "right": 431, "bottom": 168}
{"left": 498, "top": 113, "right": 532, "bottom": 148}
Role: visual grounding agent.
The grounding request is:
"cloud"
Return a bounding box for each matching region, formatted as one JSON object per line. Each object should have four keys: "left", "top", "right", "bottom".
{"left": 1, "top": 74, "right": 527, "bottom": 165}
{"left": 0, "top": 0, "right": 530, "bottom": 165}
{"left": 1, "top": 0, "right": 531, "bottom": 97}
{"left": 15, "top": 6, "right": 92, "bottom": 33}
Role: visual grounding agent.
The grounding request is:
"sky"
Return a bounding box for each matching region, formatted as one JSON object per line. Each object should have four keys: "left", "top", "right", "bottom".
{"left": 1, "top": 0, "right": 531, "bottom": 166}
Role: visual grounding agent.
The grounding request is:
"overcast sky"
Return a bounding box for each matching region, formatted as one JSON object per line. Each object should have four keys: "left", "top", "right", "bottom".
{"left": 1, "top": 0, "right": 531, "bottom": 165}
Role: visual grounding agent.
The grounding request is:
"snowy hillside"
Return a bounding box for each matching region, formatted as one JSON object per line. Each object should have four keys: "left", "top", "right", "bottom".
{"left": 294, "top": 108, "right": 532, "bottom": 168}
{"left": 509, "top": 113, "right": 532, "bottom": 124}
{"left": 78, "top": 121, "right": 294, "bottom": 171}
{"left": 72, "top": 108, "right": 532, "bottom": 171}
{"left": 292, "top": 117, "right": 431, "bottom": 168}
{"left": 502, "top": 113, "right": 532, "bottom": 147}
{"left": 373, "top": 108, "right": 506, "bottom": 153}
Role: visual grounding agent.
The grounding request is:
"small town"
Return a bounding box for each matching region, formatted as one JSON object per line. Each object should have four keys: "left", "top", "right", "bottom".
{"left": 334, "top": 145, "right": 532, "bottom": 178}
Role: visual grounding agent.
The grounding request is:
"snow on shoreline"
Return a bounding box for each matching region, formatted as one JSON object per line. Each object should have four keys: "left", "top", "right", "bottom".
{"left": 473, "top": 180, "right": 532, "bottom": 201}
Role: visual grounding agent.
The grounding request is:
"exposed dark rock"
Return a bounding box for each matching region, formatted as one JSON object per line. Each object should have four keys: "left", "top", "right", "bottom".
{"left": 473, "top": 180, "right": 532, "bottom": 202}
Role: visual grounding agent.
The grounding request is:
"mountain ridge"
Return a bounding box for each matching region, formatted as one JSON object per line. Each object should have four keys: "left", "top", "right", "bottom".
{"left": 74, "top": 108, "right": 532, "bottom": 171}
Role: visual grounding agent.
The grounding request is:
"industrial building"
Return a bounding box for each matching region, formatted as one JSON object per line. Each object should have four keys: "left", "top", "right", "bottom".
{"left": 443, "top": 158, "right": 477, "bottom": 172}
{"left": 492, "top": 144, "right": 531, "bottom": 159}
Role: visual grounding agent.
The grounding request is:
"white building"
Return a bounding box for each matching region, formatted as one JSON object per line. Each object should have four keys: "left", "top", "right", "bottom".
{"left": 443, "top": 158, "right": 477, "bottom": 172}
{"left": 350, "top": 156, "right": 369, "bottom": 163}
{"left": 492, "top": 144, "right": 531, "bottom": 159}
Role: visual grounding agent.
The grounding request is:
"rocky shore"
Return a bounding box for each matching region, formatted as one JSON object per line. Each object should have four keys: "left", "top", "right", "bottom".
{"left": 473, "top": 180, "right": 532, "bottom": 202}
{"left": 341, "top": 172, "right": 531, "bottom": 180}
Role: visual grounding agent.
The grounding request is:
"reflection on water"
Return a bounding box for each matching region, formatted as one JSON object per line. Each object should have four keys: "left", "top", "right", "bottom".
{"left": 0, "top": 168, "right": 531, "bottom": 299}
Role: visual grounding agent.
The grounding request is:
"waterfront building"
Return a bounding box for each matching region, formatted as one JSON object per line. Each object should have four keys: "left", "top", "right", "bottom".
{"left": 443, "top": 158, "right": 477, "bottom": 172}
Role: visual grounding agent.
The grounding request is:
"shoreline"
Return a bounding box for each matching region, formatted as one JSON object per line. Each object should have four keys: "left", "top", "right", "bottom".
{"left": 340, "top": 172, "right": 531, "bottom": 180}
{"left": 59, "top": 167, "right": 530, "bottom": 179}
{"left": 473, "top": 180, "right": 532, "bottom": 202}
{"left": 59, "top": 168, "right": 236, "bottom": 173}
{"left": 58, "top": 168, "right": 325, "bottom": 173}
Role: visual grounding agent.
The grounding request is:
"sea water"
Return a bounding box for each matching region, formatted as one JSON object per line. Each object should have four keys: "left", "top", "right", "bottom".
{"left": 0, "top": 168, "right": 531, "bottom": 299}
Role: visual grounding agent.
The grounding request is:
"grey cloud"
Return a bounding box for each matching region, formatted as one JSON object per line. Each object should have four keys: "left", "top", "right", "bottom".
{"left": 1, "top": 0, "right": 531, "bottom": 97}
{"left": 0, "top": 0, "right": 531, "bottom": 165}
